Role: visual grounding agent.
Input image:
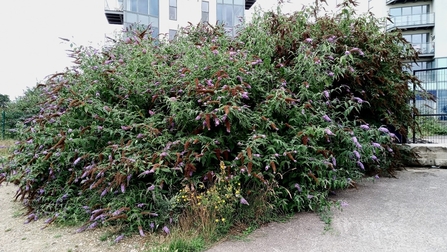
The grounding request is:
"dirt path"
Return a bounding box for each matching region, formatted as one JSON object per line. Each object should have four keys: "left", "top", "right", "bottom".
{"left": 0, "top": 183, "right": 153, "bottom": 252}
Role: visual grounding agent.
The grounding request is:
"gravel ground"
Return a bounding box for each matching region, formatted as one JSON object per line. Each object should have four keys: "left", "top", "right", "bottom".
{"left": 0, "top": 184, "right": 156, "bottom": 252}
{"left": 207, "top": 168, "right": 447, "bottom": 252}
{"left": 3, "top": 168, "right": 447, "bottom": 252}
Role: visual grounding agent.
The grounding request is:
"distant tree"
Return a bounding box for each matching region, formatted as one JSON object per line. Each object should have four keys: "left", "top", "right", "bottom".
{"left": 0, "top": 94, "right": 10, "bottom": 108}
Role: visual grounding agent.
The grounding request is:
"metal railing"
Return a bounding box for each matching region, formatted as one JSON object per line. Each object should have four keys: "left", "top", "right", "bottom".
{"left": 408, "top": 43, "right": 435, "bottom": 56}
{"left": 413, "top": 68, "right": 447, "bottom": 143}
{"left": 387, "top": 13, "right": 435, "bottom": 30}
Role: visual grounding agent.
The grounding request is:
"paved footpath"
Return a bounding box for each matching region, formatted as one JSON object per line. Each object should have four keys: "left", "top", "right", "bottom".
{"left": 207, "top": 168, "right": 447, "bottom": 252}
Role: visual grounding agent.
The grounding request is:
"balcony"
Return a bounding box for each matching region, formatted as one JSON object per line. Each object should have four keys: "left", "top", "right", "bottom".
{"left": 387, "top": 12, "right": 434, "bottom": 31}
{"left": 386, "top": 0, "right": 431, "bottom": 5}
{"left": 105, "top": 0, "right": 124, "bottom": 25}
{"left": 411, "top": 43, "right": 435, "bottom": 57}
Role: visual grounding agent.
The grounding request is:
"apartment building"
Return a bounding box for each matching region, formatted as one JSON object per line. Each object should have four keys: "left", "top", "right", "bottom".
{"left": 377, "top": 0, "right": 447, "bottom": 71}
{"left": 105, "top": 0, "right": 256, "bottom": 38}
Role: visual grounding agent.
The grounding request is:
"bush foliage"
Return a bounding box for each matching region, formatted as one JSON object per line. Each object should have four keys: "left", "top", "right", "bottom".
{"left": 1, "top": 0, "right": 421, "bottom": 238}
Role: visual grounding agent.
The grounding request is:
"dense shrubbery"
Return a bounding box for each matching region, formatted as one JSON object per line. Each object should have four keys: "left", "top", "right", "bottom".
{"left": 0, "top": 0, "right": 421, "bottom": 240}
{"left": 1, "top": 88, "right": 44, "bottom": 139}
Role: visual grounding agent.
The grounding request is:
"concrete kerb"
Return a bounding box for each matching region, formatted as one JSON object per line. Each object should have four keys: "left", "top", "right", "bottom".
{"left": 406, "top": 143, "right": 447, "bottom": 167}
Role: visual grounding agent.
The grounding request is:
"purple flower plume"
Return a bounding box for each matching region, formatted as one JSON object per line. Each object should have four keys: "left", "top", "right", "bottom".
{"left": 115, "top": 234, "right": 124, "bottom": 243}
{"left": 100, "top": 188, "right": 108, "bottom": 197}
{"left": 322, "top": 115, "right": 332, "bottom": 122}
{"left": 357, "top": 161, "right": 365, "bottom": 170}
{"left": 88, "top": 222, "right": 98, "bottom": 230}
{"left": 162, "top": 226, "right": 170, "bottom": 234}
{"left": 353, "top": 150, "right": 360, "bottom": 160}
{"left": 378, "top": 127, "right": 389, "bottom": 133}
{"left": 73, "top": 157, "right": 82, "bottom": 166}
{"left": 372, "top": 142, "right": 381, "bottom": 148}
{"left": 325, "top": 128, "right": 335, "bottom": 136}
{"left": 360, "top": 124, "right": 369, "bottom": 130}
{"left": 139, "top": 228, "right": 146, "bottom": 237}
{"left": 294, "top": 183, "right": 302, "bottom": 192}
{"left": 240, "top": 197, "right": 249, "bottom": 205}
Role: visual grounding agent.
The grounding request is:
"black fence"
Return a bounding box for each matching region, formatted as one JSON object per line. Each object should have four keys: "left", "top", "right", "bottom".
{"left": 413, "top": 67, "right": 447, "bottom": 143}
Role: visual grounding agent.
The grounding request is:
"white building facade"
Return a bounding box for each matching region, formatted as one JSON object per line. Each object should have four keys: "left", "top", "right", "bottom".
{"left": 105, "top": 0, "right": 256, "bottom": 38}
{"left": 362, "top": 0, "right": 447, "bottom": 70}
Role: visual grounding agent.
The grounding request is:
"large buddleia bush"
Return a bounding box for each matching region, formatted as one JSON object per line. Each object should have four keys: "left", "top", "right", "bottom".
{"left": 1, "top": 0, "right": 420, "bottom": 237}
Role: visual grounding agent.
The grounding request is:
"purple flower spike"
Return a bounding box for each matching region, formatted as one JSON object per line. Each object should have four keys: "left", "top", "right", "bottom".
{"left": 137, "top": 133, "right": 144, "bottom": 139}
{"left": 323, "top": 90, "right": 329, "bottom": 99}
{"left": 357, "top": 161, "right": 365, "bottom": 170}
{"left": 325, "top": 128, "right": 335, "bottom": 136}
{"left": 332, "top": 157, "right": 337, "bottom": 167}
{"left": 372, "top": 142, "right": 381, "bottom": 148}
{"left": 328, "top": 72, "right": 334, "bottom": 77}
{"left": 115, "top": 234, "right": 124, "bottom": 243}
{"left": 88, "top": 222, "right": 98, "bottom": 230}
{"left": 294, "top": 183, "right": 302, "bottom": 192}
{"left": 378, "top": 127, "right": 389, "bottom": 133}
{"left": 360, "top": 124, "right": 369, "bottom": 130}
{"left": 305, "top": 38, "right": 313, "bottom": 43}
{"left": 307, "top": 194, "right": 314, "bottom": 199}
{"left": 240, "top": 197, "right": 249, "bottom": 205}
{"left": 139, "top": 228, "right": 146, "bottom": 237}
{"left": 353, "top": 150, "right": 360, "bottom": 160}
{"left": 100, "top": 189, "right": 108, "bottom": 197}
{"left": 163, "top": 226, "right": 170, "bottom": 234}
{"left": 76, "top": 225, "right": 88, "bottom": 233}
{"left": 322, "top": 115, "right": 332, "bottom": 122}
{"left": 73, "top": 157, "right": 82, "bottom": 166}
{"left": 147, "top": 185, "right": 155, "bottom": 191}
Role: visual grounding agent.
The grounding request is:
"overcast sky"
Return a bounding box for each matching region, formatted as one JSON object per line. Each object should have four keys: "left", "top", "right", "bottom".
{"left": 0, "top": 0, "right": 346, "bottom": 101}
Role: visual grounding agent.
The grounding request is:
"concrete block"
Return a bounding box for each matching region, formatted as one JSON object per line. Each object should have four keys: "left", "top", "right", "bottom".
{"left": 406, "top": 144, "right": 447, "bottom": 167}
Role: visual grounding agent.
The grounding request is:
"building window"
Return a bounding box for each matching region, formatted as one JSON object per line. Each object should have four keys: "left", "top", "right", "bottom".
{"left": 169, "top": 0, "right": 177, "bottom": 20}
{"left": 169, "top": 29, "right": 177, "bottom": 40}
{"left": 403, "top": 33, "right": 433, "bottom": 54}
{"left": 202, "top": 1, "right": 209, "bottom": 23}
{"left": 149, "top": 0, "right": 159, "bottom": 16}
{"left": 389, "top": 5, "right": 429, "bottom": 17}
{"left": 217, "top": 0, "right": 244, "bottom": 37}
{"left": 389, "top": 5, "right": 431, "bottom": 27}
{"left": 125, "top": 0, "right": 159, "bottom": 38}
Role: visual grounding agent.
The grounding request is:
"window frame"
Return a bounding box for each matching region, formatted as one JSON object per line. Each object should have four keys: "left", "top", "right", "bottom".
{"left": 169, "top": 0, "right": 177, "bottom": 20}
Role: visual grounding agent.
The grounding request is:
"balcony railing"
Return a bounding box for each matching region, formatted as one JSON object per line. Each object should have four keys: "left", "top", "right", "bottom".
{"left": 411, "top": 43, "right": 435, "bottom": 56}
{"left": 105, "top": 0, "right": 124, "bottom": 25}
{"left": 387, "top": 13, "right": 435, "bottom": 30}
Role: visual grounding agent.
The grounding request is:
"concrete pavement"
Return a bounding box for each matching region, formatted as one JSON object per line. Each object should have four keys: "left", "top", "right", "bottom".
{"left": 207, "top": 168, "right": 447, "bottom": 252}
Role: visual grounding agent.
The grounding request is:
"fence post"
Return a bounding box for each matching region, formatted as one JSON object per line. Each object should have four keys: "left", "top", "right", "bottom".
{"left": 1, "top": 110, "right": 5, "bottom": 139}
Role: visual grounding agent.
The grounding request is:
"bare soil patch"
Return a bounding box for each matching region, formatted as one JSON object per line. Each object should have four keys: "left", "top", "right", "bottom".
{"left": 0, "top": 183, "right": 158, "bottom": 252}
